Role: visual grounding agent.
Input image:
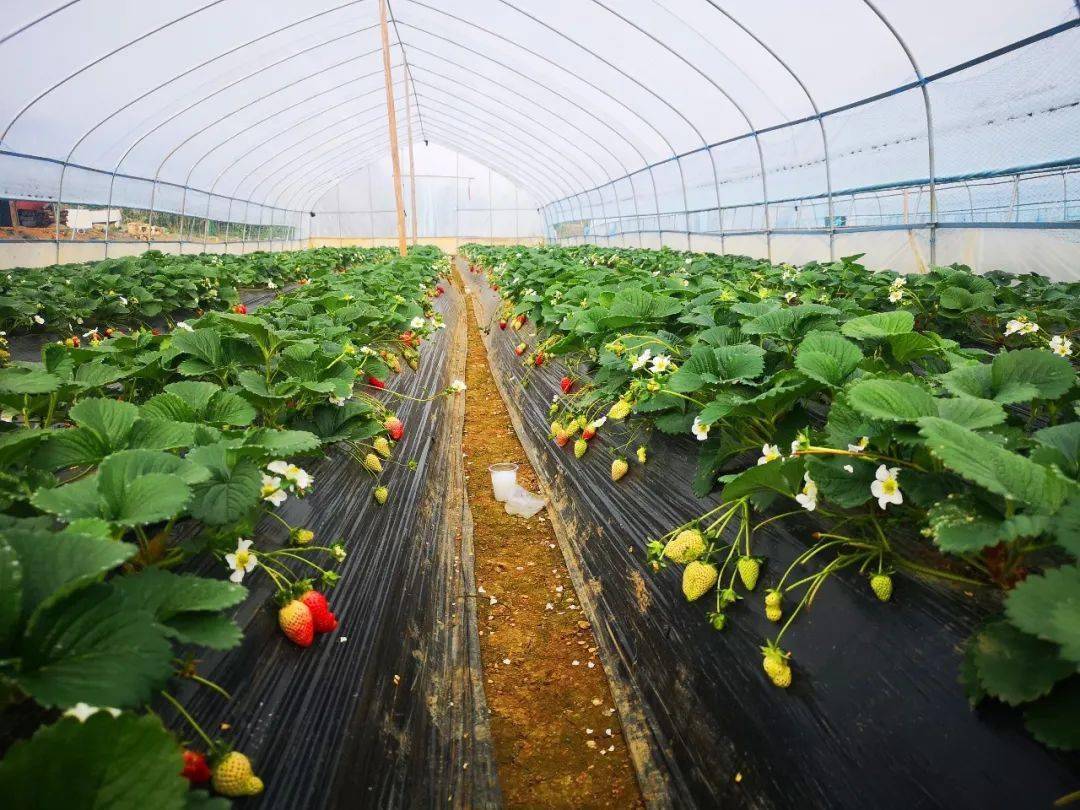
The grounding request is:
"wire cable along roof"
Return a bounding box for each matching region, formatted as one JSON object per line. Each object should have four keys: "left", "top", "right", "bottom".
{"left": 0, "top": 1, "right": 1077, "bottom": 271}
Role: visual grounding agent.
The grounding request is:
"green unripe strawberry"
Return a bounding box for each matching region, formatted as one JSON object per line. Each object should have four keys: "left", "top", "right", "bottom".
{"left": 761, "top": 644, "right": 792, "bottom": 688}
{"left": 765, "top": 589, "right": 782, "bottom": 609}
{"left": 374, "top": 486, "right": 389, "bottom": 505}
{"left": 717, "top": 587, "right": 739, "bottom": 609}
{"left": 766, "top": 605, "right": 782, "bottom": 622}
{"left": 611, "top": 458, "right": 629, "bottom": 481}
{"left": 373, "top": 436, "right": 392, "bottom": 458}
{"left": 662, "top": 529, "right": 706, "bottom": 563}
{"left": 709, "top": 611, "right": 727, "bottom": 631}
{"left": 608, "top": 399, "right": 631, "bottom": 420}
{"left": 363, "top": 453, "right": 383, "bottom": 474}
{"left": 682, "top": 561, "right": 719, "bottom": 602}
{"left": 574, "top": 438, "right": 588, "bottom": 458}
{"left": 870, "top": 573, "right": 893, "bottom": 602}
{"left": 212, "top": 752, "right": 263, "bottom": 797}
{"left": 636, "top": 445, "right": 647, "bottom": 464}
{"left": 737, "top": 556, "right": 761, "bottom": 591}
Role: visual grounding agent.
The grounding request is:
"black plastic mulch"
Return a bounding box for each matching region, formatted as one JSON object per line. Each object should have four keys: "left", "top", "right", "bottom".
{"left": 459, "top": 261, "right": 1079, "bottom": 810}
{"left": 160, "top": 282, "right": 500, "bottom": 809}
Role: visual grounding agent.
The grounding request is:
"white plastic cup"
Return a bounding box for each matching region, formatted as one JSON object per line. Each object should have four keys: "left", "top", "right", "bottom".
{"left": 488, "top": 462, "right": 519, "bottom": 502}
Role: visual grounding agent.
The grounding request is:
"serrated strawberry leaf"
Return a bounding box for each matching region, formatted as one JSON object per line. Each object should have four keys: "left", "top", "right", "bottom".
{"left": 16, "top": 584, "right": 173, "bottom": 708}
{"left": 0, "top": 536, "right": 21, "bottom": 649}
{"left": 0, "top": 713, "right": 188, "bottom": 806}
{"left": 1005, "top": 566, "right": 1080, "bottom": 664}
{"left": 970, "top": 620, "right": 1074, "bottom": 706}
{"left": 1023, "top": 677, "right": 1080, "bottom": 751}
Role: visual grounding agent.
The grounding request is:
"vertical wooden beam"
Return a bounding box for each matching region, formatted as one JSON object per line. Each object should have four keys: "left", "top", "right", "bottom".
{"left": 404, "top": 70, "right": 418, "bottom": 246}
{"left": 379, "top": 0, "right": 408, "bottom": 257}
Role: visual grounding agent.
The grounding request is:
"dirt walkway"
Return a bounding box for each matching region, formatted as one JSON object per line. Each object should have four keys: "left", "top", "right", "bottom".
{"left": 458, "top": 277, "right": 644, "bottom": 809}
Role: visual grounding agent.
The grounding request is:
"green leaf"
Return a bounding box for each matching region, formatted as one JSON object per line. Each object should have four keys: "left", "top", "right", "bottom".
{"left": 841, "top": 310, "right": 914, "bottom": 339}
{"left": 991, "top": 349, "right": 1075, "bottom": 401}
{"left": 888, "top": 331, "right": 941, "bottom": 363}
{"left": 935, "top": 397, "right": 1006, "bottom": 430}
{"left": 189, "top": 457, "right": 262, "bottom": 526}
{"left": 970, "top": 620, "right": 1074, "bottom": 706}
{"left": 847, "top": 379, "right": 938, "bottom": 422}
{"left": 1024, "top": 677, "right": 1080, "bottom": 751}
{"left": 96, "top": 451, "right": 192, "bottom": 526}
{"left": 237, "top": 369, "right": 292, "bottom": 400}
{"left": 1005, "top": 566, "right": 1080, "bottom": 664}
{"left": 805, "top": 456, "right": 874, "bottom": 507}
{"left": 918, "top": 417, "right": 1073, "bottom": 512}
{"left": 203, "top": 390, "right": 256, "bottom": 426}
{"left": 127, "top": 419, "right": 196, "bottom": 452}
{"left": 169, "top": 328, "right": 222, "bottom": 368}
{"left": 243, "top": 428, "right": 321, "bottom": 456}
{"left": 667, "top": 346, "right": 722, "bottom": 393}
{"left": 0, "top": 428, "right": 48, "bottom": 467}
{"left": 926, "top": 499, "right": 1004, "bottom": 553}
{"left": 1033, "top": 422, "right": 1080, "bottom": 478}
{"left": 68, "top": 397, "right": 140, "bottom": 443}
{"left": 16, "top": 584, "right": 173, "bottom": 708}
{"left": 6, "top": 529, "right": 134, "bottom": 627}
{"left": 31, "top": 477, "right": 103, "bottom": 523}
{"left": 163, "top": 381, "right": 220, "bottom": 413}
{"left": 39, "top": 427, "right": 112, "bottom": 469}
{"left": 0, "top": 713, "right": 188, "bottom": 807}
{"left": 721, "top": 457, "right": 804, "bottom": 502}
{"left": 0, "top": 366, "right": 61, "bottom": 394}
{"left": 140, "top": 392, "right": 197, "bottom": 423}
{"left": 164, "top": 613, "right": 243, "bottom": 650}
{"left": 0, "top": 535, "right": 21, "bottom": 649}
{"left": 714, "top": 343, "right": 766, "bottom": 383}
{"left": 1055, "top": 495, "right": 1080, "bottom": 556}
{"left": 795, "top": 331, "right": 862, "bottom": 386}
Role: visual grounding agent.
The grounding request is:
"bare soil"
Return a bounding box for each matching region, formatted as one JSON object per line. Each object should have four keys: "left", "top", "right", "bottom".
{"left": 459, "top": 277, "right": 644, "bottom": 809}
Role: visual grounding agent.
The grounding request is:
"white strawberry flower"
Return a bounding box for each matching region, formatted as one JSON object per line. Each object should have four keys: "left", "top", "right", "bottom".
{"left": 175, "top": 321, "right": 194, "bottom": 332}
{"left": 784, "top": 291, "right": 797, "bottom": 303}
{"left": 680, "top": 278, "right": 690, "bottom": 287}
{"left": 890, "top": 276, "right": 906, "bottom": 289}
{"left": 0, "top": 409, "right": 18, "bottom": 423}
{"left": 691, "top": 416, "right": 711, "bottom": 441}
{"left": 870, "top": 465, "right": 903, "bottom": 510}
{"left": 790, "top": 432, "right": 809, "bottom": 455}
{"left": 523, "top": 288, "right": 537, "bottom": 298}
{"left": 847, "top": 436, "right": 870, "bottom": 453}
{"left": 118, "top": 296, "right": 128, "bottom": 305}
{"left": 795, "top": 472, "right": 818, "bottom": 511}
{"left": 225, "top": 538, "right": 257, "bottom": 583}
{"left": 329, "top": 394, "right": 347, "bottom": 406}
{"left": 410, "top": 316, "right": 426, "bottom": 329}
{"left": 1004, "top": 315, "right": 1038, "bottom": 337}
{"left": 590, "top": 417, "right": 607, "bottom": 429}
{"left": 630, "top": 348, "right": 652, "bottom": 371}
{"left": 64, "top": 704, "right": 122, "bottom": 722}
{"left": 757, "top": 444, "right": 783, "bottom": 465}
{"left": 888, "top": 288, "right": 903, "bottom": 303}
{"left": 1050, "top": 335, "right": 1072, "bottom": 357}
{"left": 450, "top": 379, "right": 467, "bottom": 393}
{"left": 649, "top": 354, "right": 673, "bottom": 374}
{"left": 260, "top": 475, "right": 287, "bottom": 507}
{"left": 267, "top": 280, "right": 278, "bottom": 289}
{"left": 267, "top": 461, "right": 313, "bottom": 492}
{"left": 843, "top": 464, "right": 855, "bottom": 473}
{"left": 33, "top": 315, "right": 45, "bottom": 325}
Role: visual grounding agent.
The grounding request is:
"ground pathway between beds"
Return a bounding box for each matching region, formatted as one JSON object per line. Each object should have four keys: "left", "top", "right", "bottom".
{"left": 453, "top": 267, "right": 644, "bottom": 809}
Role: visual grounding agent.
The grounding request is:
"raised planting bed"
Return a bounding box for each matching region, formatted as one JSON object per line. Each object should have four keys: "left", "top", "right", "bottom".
{"left": 459, "top": 258, "right": 1079, "bottom": 809}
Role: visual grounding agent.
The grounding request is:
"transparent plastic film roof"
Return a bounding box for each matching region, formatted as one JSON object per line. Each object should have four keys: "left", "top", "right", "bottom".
{"left": 1, "top": 1, "right": 1077, "bottom": 274}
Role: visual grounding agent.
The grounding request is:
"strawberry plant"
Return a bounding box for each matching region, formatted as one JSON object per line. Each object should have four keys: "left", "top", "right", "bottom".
{"left": 463, "top": 242, "right": 1079, "bottom": 749}
{"left": 0, "top": 245, "right": 458, "bottom": 801}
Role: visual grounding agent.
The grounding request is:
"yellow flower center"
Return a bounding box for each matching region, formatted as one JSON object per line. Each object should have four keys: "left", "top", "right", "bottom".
{"left": 234, "top": 549, "right": 252, "bottom": 568}
{"left": 881, "top": 479, "right": 897, "bottom": 495}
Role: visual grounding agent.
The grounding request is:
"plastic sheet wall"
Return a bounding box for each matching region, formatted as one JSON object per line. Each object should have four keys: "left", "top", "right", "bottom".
{"left": 309, "top": 143, "right": 542, "bottom": 242}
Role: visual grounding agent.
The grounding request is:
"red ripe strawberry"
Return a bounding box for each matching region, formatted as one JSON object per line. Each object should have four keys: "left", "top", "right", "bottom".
{"left": 560, "top": 376, "right": 572, "bottom": 393}
{"left": 232, "top": 304, "right": 247, "bottom": 315}
{"left": 491, "top": 284, "right": 499, "bottom": 292}
{"left": 534, "top": 353, "right": 545, "bottom": 367}
{"left": 498, "top": 319, "right": 507, "bottom": 330}
{"left": 278, "top": 599, "right": 314, "bottom": 647}
{"left": 368, "top": 376, "right": 386, "bottom": 389}
{"left": 514, "top": 343, "right": 526, "bottom": 356}
{"left": 385, "top": 416, "right": 404, "bottom": 441}
{"left": 582, "top": 426, "right": 596, "bottom": 440}
{"left": 300, "top": 590, "right": 338, "bottom": 633}
{"left": 436, "top": 285, "right": 445, "bottom": 294}
{"left": 181, "top": 750, "right": 212, "bottom": 784}
{"left": 151, "top": 328, "right": 161, "bottom": 336}
{"left": 103, "top": 327, "right": 115, "bottom": 337}
{"left": 554, "top": 435, "right": 569, "bottom": 447}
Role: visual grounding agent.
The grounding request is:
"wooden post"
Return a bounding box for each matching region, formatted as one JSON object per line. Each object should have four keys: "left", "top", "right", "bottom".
{"left": 404, "top": 70, "right": 418, "bottom": 246}
{"left": 379, "top": 0, "right": 408, "bottom": 257}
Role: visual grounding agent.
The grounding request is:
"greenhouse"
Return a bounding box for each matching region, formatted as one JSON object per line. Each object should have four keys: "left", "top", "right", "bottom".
{"left": 0, "top": 1, "right": 1077, "bottom": 808}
